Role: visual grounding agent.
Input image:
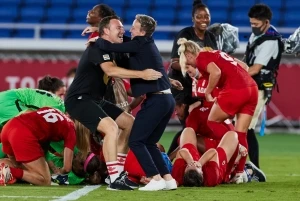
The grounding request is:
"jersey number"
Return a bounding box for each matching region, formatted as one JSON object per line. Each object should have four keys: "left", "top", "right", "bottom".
{"left": 37, "top": 108, "right": 64, "bottom": 123}
{"left": 219, "top": 52, "right": 237, "bottom": 66}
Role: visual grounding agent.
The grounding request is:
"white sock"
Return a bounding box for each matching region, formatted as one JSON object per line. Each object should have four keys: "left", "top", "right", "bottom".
{"left": 106, "top": 161, "right": 119, "bottom": 183}
{"left": 117, "top": 153, "right": 127, "bottom": 174}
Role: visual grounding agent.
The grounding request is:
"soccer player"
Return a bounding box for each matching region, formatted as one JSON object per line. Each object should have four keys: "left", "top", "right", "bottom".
{"left": 0, "top": 107, "right": 76, "bottom": 186}
{"left": 178, "top": 38, "right": 258, "bottom": 181}
{"left": 0, "top": 88, "right": 65, "bottom": 129}
{"left": 38, "top": 75, "right": 66, "bottom": 100}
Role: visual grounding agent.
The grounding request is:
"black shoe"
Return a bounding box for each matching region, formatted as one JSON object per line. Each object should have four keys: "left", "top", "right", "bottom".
{"left": 125, "top": 177, "right": 139, "bottom": 188}
{"left": 246, "top": 161, "right": 267, "bottom": 182}
{"left": 107, "top": 174, "right": 133, "bottom": 191}
{"left": 119, "top": 171, "right": 139, "bottom": 188}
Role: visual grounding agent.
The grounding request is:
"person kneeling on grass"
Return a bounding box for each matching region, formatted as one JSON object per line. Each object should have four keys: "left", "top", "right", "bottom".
{"left": 0, "top": 107, "right": 76, "bottom": 186}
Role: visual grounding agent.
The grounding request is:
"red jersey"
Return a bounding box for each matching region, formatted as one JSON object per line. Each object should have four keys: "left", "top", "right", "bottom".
{"left": 16, "top": 107, "right": 76, "bottom": 150}
{"left": 88, "top": 32, "right": 99, "bottom": 40}
{"left": 196, "top": 51, "right": 256, "bottom": 90}
{"left": 171, "top": 143, "right": 200, "bottom": 186}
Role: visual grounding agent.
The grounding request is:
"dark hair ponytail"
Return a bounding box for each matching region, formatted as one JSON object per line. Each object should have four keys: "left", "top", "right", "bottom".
{"left": 38, "top": 75, "right": 65, "bottom": 93}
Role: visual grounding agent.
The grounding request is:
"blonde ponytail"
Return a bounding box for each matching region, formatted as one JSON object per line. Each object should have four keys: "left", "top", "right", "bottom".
{"left": 177, "top": 38, "right": 201, "bottom": 77}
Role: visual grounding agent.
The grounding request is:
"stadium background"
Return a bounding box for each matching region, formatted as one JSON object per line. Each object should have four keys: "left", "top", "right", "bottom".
{"left": 0, "top": 0, "right": 299, "bottom": 132}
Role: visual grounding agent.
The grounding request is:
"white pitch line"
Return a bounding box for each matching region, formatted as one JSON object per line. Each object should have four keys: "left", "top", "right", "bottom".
{"left": 51, "top": 185, "right": 101, "bottom": 201}
{"left": 0, "top": 196, "right": 61, "bottom": 199}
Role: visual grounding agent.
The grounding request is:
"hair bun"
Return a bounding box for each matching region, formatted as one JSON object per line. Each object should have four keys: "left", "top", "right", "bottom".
{"left": 193, "top": 0, "right": 203, "bottom": 7}
{"left": 177, "top": 38, "right": 188, "bottom": 45}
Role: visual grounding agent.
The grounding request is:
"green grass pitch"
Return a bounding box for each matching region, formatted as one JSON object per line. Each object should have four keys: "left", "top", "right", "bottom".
{"left": 0, "top": 132, "right": 299, "bottom": 201}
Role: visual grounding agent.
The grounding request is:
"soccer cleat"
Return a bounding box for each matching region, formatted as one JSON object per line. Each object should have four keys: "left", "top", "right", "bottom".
{"left": 6, "top": 173, "right": 16, "bottom": 185}
{"left": 164, "top": 179, "right": 177, "bottom": 190}
{"left": 124, "top": 177, "right": 139, "bottom": 189}
{"left": 107, "top": 173, "right": 133, "bottom": 191}
{"left": 138, "top": 179, "right": 166, "bottom": 191}
{"left": 51, "top": 174, "right": 69, "bottom": 185}
{"left": 246, "top": 161, "right": 266, "bottom": 182}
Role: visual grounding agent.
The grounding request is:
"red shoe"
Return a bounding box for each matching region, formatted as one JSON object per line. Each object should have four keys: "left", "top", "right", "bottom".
{"left": 6, "top": 172, "right": 16, "bottom": 185}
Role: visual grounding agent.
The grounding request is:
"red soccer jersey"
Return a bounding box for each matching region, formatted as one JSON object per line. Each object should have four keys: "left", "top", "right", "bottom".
{"left": 88, "top": 32, "right": 99, "bottom": 40}
{"left": 171, "top": 143, "right": 200, "bottom": 186}
{"left": 196, "top": 51, "right": 256, "bottom": 90}
{"left": 16, "top": 107, "right": 76, "bottom": 150}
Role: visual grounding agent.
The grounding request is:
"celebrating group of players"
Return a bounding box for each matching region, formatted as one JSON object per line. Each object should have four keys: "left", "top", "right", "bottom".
{"left": 0, "top": 1, "right": 268, "bottom": 191}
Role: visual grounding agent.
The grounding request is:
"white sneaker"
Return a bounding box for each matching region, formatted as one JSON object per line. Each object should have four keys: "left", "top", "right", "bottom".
{"left": 164, "top": 179, "right": 177, "bottom": 190}
{"left": 138, "top": 179, "right": 166, "bottom": 191}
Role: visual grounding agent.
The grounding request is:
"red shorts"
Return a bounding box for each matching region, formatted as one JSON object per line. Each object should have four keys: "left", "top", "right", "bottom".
{"left": 202, "top": 147, "right": 227, "bottom": 187}
{"left": 204, "top": 138, "right": 219, "bottom": 150}
{"left": 217, "top": 86, "right": 258, "bottom": 117}
{"left": 186, "top": 106, "right": 213, "bottom": 138}
{"left": 124, "top": 150, "right": 145, "bottom": 183}
{"left": 1, "top": 119, "right": 44, "bottom": 163}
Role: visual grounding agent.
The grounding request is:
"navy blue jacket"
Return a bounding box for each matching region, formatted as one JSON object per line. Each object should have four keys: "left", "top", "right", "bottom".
{"left": 96, "top": 36, "right": 171, "bottom": 97}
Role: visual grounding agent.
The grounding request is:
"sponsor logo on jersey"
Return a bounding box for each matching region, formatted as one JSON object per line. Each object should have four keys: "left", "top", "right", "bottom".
{"left": 103, "top": 54, "right": 110, "bottom": 60}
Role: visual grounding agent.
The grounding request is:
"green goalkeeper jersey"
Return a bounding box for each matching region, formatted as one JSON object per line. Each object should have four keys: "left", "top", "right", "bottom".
{"left": 0, "top": 88, "right": 65, "bottom": 127}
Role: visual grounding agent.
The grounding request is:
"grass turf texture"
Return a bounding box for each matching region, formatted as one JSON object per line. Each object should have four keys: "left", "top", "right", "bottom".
{"left": 0, "top": 133, "right": 299, "bottom": 201}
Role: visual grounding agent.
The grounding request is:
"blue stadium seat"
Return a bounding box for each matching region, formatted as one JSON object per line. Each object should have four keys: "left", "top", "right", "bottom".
{"left": 49, "top": 0, "right": 75, "bottom": 7}
{"left": 256, "top": 0, "right": 283, "bottom": 10}
{"left": 0, "top": 7, "right": 19, "bottom": 23}
{"left": 1, "top": 0, "right": 22, "bottom": 6}
{"left": 210, "top": 9, "right": 229, "bottom": 24}
{"left": 178, "top": 0, "right": 193, "bottom": 9}
{"left": 283, "top": 11, "right": 300, "bottom": 27}
{"left": 73, "top": 8, "right": 88, "bottom": 21}
{"left": 41, "top": 30, "right": 65, "bottom": 39}
{"left": 124, "top": 8, "right": 150, "bottom": 23}
{"left": 284, "top": 0, "right": 300, "bottom": 9}
{"left": 45, "top": 7, "right": 71, "bottom": 24}
{"left": 23, "top": 0, "right": 49, "bottom": 6}
{"left": 232, "top": 0, "right": 256, "bottom": 9}
{"left": 206, "top": 0, "right": 230, "bottom": 10}
{"left": 176, "top": 11, "right": 192, "bottom": 26}
{"left": 230, "top": 9, "right": 249, "bottom": 26}
{"left": 152, "top": 32, "right": 171, "bottom": 40}
{"left": 127, "top": 0, "right": 152, "bottom": 8}
{"left": 151, "top": 9, "right": 175, "bottom": 22}
{"left": 13, "top": 29, "right": 35, "bottom": 38}
{"left": 102, "top": 0, "right": 127, "bottom": 7}
{"left": 153, "top": 0, "right": 177, "bottom": 9}
{"left": 19, "top": 6, "right": 45, "bottom": 23}
{"left": 0, "top": 29, "right": 12, "bottom": 37}
{"left": 75, "top": 0, "right": 97, "bottom": 9}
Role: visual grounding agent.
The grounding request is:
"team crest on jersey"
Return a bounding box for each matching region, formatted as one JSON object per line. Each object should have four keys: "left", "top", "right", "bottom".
{"left": 103, "top": 54, "right": 110, "bottom": 60}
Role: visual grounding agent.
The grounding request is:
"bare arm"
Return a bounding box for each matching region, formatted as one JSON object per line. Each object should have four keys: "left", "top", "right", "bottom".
{"left": 198, "top": 148, "right": 218, "bottom": 166}
{"left": 169, "top": 146, "right": 180, "bottom": 161}
{"left": 61, "top": 147, "right": 73, "bottom": 174}
{"left": 178, "top": 148, "right": 195, "bottom": 164}
{"left": 234, "top": 58, "right": 249, "bottom": 72}
{"left": 248, "top": 63, "right": 263, "bottom": 76}
{"left": 129, "top": 96, "right": 145, "bottom": 111}
{"left": 170, "top": 58, "right": 181, "bottom": 71}
{"left": 205, "top": 62, "right": 221, "bottom": 95}
{"left": 101, "top": 62, "right": 162, "bottom": 80}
